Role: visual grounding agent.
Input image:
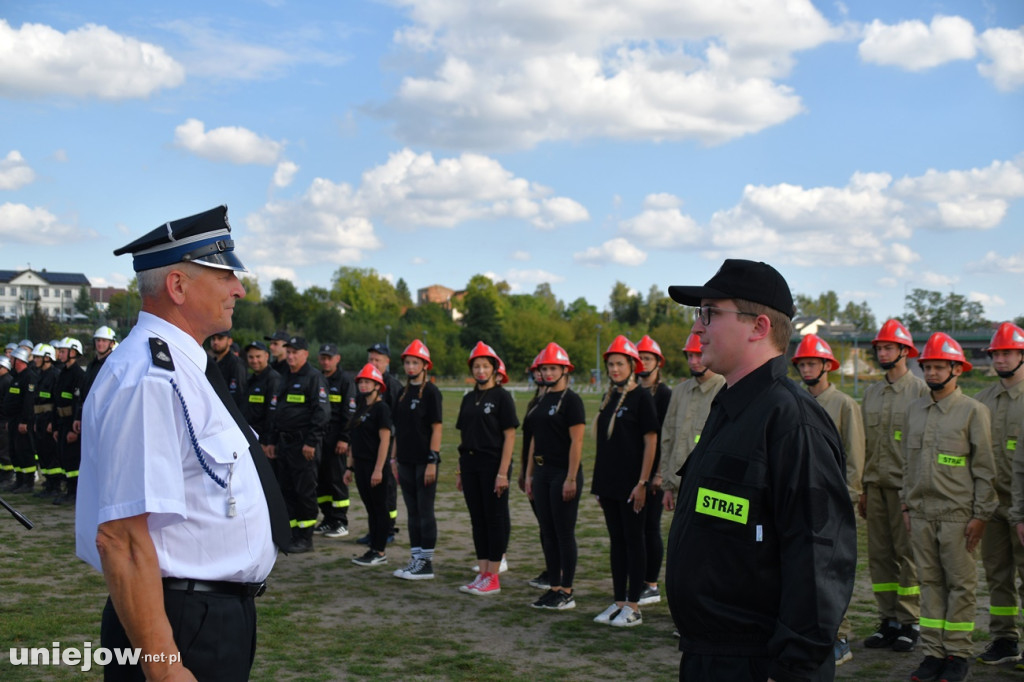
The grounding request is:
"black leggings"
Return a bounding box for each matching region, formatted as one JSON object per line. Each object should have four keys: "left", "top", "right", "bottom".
{"left": 461, "top": 459, "right": 508, "bottom": 562}
{"left": 532, "top": 465, "right": 581, "bottom": 588}
{"left": 643, "top": 488, "right": 664, "bottom": 583}
{"left": 398, "top": 461, "right": 438, "bottom": 550}
{"left": 600, "top": 497, "right": 647, "bottom": 603}
{"left": 353, "top": 458, "right": 390, "bottom": 553}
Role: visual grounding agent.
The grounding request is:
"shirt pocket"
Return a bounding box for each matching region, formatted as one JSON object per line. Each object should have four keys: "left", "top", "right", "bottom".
{"left": 691, "top": 474, "right": 759, "bottom": 543}
{"left": 935, "top": 435, "right": 969, "bottom": 468}
{"left": 196, "top": 428, "right": 250, "bottom": 498}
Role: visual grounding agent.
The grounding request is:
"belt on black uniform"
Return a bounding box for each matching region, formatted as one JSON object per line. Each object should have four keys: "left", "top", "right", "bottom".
{"left": 162, "top": 578, "right": 267, "bottom": 598}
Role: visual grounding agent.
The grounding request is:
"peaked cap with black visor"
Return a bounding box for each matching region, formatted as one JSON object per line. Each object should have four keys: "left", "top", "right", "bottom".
{"left": 668, "top": 259, "right": 795, "bottom": 319}
{"left": 113, "top": 205, "right": 246, "bottom": 272}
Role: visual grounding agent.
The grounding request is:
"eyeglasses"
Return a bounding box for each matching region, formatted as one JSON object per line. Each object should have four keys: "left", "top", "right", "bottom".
{"left": 693, "top": 305, "right": 758, "bottom": 326}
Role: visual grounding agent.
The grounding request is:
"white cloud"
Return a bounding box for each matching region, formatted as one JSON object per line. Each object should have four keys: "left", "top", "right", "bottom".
{"left": 251, "top": 264, "right": 297, "bottom": 285}
{"left": 643, "top": 193, "right": 683, "bottom": 210}
{"left": 892, "top": 159, "right": 1024, "bottom": 229}
{"left": 52, "top": 149, "right": 68, "bottom": 163}
{"left": 384, "top": 0, "right": 840, "bottom": 149}
{"left": 968, "top": 291, "right": 1005, "bottom": 310}
{"left": 0, "top": 151, "right": 35, "bottom": 190}
{"left": 0, "top": 20, "right": 184, "bottom": 99}
{"left": 966, "top": 250, "right": 1024, "bottom": 274}
{"left": 919, "top": 271, "right": 958, "bottom": 288}
{"left": 502, "top": 268, "right": 566, "bottom": 292}
{"left": 619, "top": 206, "right": 702, "bottom": 248}
{"left": 511, "top": 250, "right": 530, "bottom": 261}
{"left": 273, "top": 161, "right": 299, "bottom": 188}
{"left": 978, "top": 27, "right": 1024, "bottom": 91}
{"left": 411, "top": 256, "right": 427, "bottom": 265}
{"left": 859, "top": 15, "right": 976, "bottom": 71}
{"left": 173, "top": 118, "right": 284, "bottom": 165}
{"left": 0, "top": 203, "right": 95, "bottom": 244}
{"left": 574, "top": 238, "right": 647, "bottom": 266}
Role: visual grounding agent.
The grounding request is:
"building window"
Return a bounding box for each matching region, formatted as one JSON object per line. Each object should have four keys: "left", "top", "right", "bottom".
{"left": 66, "top": 289, "right": 73, "bottom": 298}
{"left": 0, "top": 286, "right": 5, "bottom": 296}
{"left": 42, "top": 288, "right": 50, "bottom": 298}
{"left": 9, "top": 286, "right": 15, "bottom": 296}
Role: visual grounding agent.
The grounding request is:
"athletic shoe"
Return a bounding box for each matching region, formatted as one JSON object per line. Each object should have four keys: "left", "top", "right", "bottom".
{"left": 834, "top": 638, "right": 852, "bottom": 666}
{"left": 403, "top": 559, "right": 434, "bottom": 580}
{"left": 531, "top": 590, "right": 559, "bottom": 609}
{"left": 864, "top": 619, "right": 900, "bottom": 649}
{"left": 528, "top": 572, "right": 550, "bottom": 590}
{"left": 460, "top": 573, "right": 486, "bottom": 594}
{"left": 910, "top": 655, "right": 945, "bottom": 682}
{"left": 545, "top": 590, "right": 576, "bottom": 610}
{"left": 472, "top": 557, "right": 509, "bottom": 574}
{"left": 323, "top": 523, "right": 349, "bottom": 538}
{"left": 393, "top": 558, "right": 418, "bottom": 578}
{"left": 352, "top": 550, "right": 386, "bottom": 566}
{"left": 637, "top": 584, "right": 660, "bottom": 605}
{"left": 471, "top": 573, "right": 501, "bottom": 595}
{"left": 610, "top": 605, "right": 642, "bottom": 628}
{"left": 892, "top": 624, "right": 920, "bottom": 652}
{"left": 939, "top": 655, "right": 969, "bottom": 682}
{"left": 977, "top": 637, "right": 1019, "bottom": 665}
{"left": 593, "top": 603, "right": 621, "bottom": 624}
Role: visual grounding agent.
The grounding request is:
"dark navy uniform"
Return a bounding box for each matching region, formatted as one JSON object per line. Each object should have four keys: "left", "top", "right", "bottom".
{"left": 246, "top": 365, "right": 282, "bottom": 443}
{"left": 0, "top": 367, "right": 13, "bottom": 485}
{"left": 216, "top": 351, "right": 248, "bottom": 412}
{"left": 54, "top": 359, "right": 86, "bottom": 503}
{"left": 34, "top": 362, "right": 62, "bottom": 493}
{"left": 5, "top": 363, "right": 38, "bottom": 491}
{"left": 318, "top": 367, "right": 356, "bottom": 529}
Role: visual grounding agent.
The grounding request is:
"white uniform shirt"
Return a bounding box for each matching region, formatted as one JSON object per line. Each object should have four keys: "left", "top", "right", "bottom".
{"left": 76, "top": 312, "right": 277, "bottom": 582}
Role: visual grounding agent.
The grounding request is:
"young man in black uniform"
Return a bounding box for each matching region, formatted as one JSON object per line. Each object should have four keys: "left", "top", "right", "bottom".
{"left": 32, "top": 344, "right": 62, "bottom": 498}
{"left": 267, "top": 336, "right": 330, "bottom": 553}
{"left": 316, "top": 343, "right": 357, "bottom": 538}
{"left": 4, "top": 346, "right": 38, "bottom": 493}
{"left": 0, "top": 355, "right": 13, "bottom": 487}
{"left": 665, "top": 259, "right": 857, "bottom": 682}
{"left": 210, "top": 330, "right": 247, "bottom": 411}
{"left": 244, "top": 340, "right": 282, "bottom": 444}
{"left": 265, "top": 330, "right": 290, "bottom": 376}
{"left": 52, "top": 338, "right": 86, "bottom": 505}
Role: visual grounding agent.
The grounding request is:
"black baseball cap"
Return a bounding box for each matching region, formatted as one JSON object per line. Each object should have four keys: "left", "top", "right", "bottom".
{"left": 319, "top": 343, "right": 340, "bottom": 356}
{"left": 264, "top": 330, "right": 290, "bottom": 342}
{"left": 668, "top": 259, "right": 795, "bottom": 319}
{"left": 367, "top": 342, "right": 390, "bottom": 356}
{"left": 245, "top": 340, "right": 269, "bottom": 352}
{"left": 285, "top": 336, "right": 308, "bottom": 351}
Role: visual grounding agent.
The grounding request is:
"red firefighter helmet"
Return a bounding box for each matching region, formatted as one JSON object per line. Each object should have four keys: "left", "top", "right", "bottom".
{"left": 919, "top": 332, "right": 972, "bottom": 372}
{"left": 536, "top": 342, "right": 574, "bottom": 372}
{"left": 985, "top": 322, "right": 1024, "bottom": 352}
{"left": 529, "top": 352, "right": 542, "bottom": 372}
{"left": 872, "top": 319, "right": 919, "bottom": 358}
{"left": 791, "top": 334, "right": 840, "bottom": 372}
{"left": 603, "top": 335, "right": 644, "bottom": 373}
{"left": 635, "top": 335, "right": 664, "bottom": 367}
{"left": 497, "top": 358, "right": 509, "bottom": 385}
{"left": 355, "top": 363, "right": 386, "bottom": 390}
{"left": 683, "top": 333, "right": 703, "bottom": 354}
{"left": 467, "top": 341, "right": 500, "bottom": 368}
{"left": 401, "top": 339, "right": 432, "bottom": 370}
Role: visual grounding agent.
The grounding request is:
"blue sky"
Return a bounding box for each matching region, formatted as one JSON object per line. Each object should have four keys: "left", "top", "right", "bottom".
{"left": 2, "top": 0, "right": 1022, "bottom": 324}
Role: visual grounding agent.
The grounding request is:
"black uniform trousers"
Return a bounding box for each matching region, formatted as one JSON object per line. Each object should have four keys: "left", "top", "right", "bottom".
{"left": 643, "top": 488, "right": 665, "bottom": 584}
{"left": 680, "top": 652, "right": 835, "bottom": 682}
{"left": 57, "top": 422, "right": 82, "bottom": 492}
{"left": 531, "top": 465, "right": 582, "bottom": 588}
{"left": 317, "top": 433, "right": 348, "bottom": 526}
{"left": 101, "top": 590, "right": 257, "bottom": 682}
{"left": 353, "top": 458, "right": 390, "bottom": 553}
{"left": 459, "top": 458, "right": 505, "bottom": 562}
{"left": 275, "top": 432, "right": 320, "bottom": 532}
{"left": 600, "top": 496, "right": 647, "bottom": 603}
{"left": 8, "top": 420, "right": 34, "bottom": 473}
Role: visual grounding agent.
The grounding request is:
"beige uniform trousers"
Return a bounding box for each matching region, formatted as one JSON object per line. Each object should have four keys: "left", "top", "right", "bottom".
{"left": 911, "top": 517, "right": 978, "bottom": 658}
{"left": 866, "top": 485, "right": 920, "bottom": 624}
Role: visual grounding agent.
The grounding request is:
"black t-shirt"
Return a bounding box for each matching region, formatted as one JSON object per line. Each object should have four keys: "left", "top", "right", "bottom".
{"left": 350, "top": 400, "right": 393, "bottom": 462}
{"left": 648, "top": 381, "right": 673, "bottom": 474}
{"left": 392, "top": 381, "right": 443, "bottom": 464}
{"left": 456, "top": 386, "right": 520, "bottom": 469}
{"left": 522, "top": 389, "right": 585, "bottom": 470}
{"left": 591, "top": 386, "right": 660, "bottom": 501}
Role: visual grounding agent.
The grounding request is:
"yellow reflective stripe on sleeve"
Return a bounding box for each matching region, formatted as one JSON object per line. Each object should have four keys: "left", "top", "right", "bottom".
{"left": 289, "top": 519, "right": 299, "bottom": 528}
{"left": 286, "top": 394, "right": 305, "bottom": 403}
{"left": 249, "top": 395, "right": 265, "bottom": 403}
{"left": 894, "top": 429, "right": 902, "bottom": 442}
{"left": 990, "top": 606, "right": 1019, "bottom": 616}
{"left": 695, "top": 487, "right": 749, "bottom": 524}
{"left": 872, "top": 582, "right": 899, "bottom": 593}
{"left": 65, "top": 470, "right": 79, "bottom": 478}
{"left": 329, "top": 394, "right": 342, "bottom": 402}
{"left": 919, "top": 617, "right": 945, "bottom": 629}
{"left": 897, "top": 585, "right": 920, "bottom": 596}
{"left": 937, "top": 453, "right": 967, "bottom": 467}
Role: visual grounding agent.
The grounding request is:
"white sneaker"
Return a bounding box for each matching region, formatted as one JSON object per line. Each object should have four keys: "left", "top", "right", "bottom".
{"left": 610, "top": 605, "right": 642, "bottom": 628}
{"left": 593, "top": 603, "right": 621, "bottom": 624}
{"left": 393, "top": 558, "right": 418, "bottom": 579}
{"left": 471, "top": 557, "right": 509, "bottom": 574}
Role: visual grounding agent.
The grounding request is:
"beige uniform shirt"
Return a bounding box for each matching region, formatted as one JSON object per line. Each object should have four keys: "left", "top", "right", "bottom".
{"left": 659, "top": 373, "right": 725, "bottom": 492}
{"left": 977, "top": 380, "right": 1024, "bottom": 522}
{"left": 862, "top": 370, "right": 929, "bottom": 489}
{"left": 814, "top": 384, "right": 866, "bottom": 504}
{"left": 901, "top": 387, "right": 997, "bottom": 522}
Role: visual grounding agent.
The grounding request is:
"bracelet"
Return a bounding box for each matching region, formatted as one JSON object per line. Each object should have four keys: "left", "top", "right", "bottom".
{"left": 638, "top": 480, "right": 648, "bottom": 486}
{"left": 496, "top": 474, "right": 507, "bottom": 479}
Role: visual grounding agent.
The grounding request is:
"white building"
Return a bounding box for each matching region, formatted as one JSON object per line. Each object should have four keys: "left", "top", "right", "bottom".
{"left": 0, "top": 269, "right": 90, "bottom": 321}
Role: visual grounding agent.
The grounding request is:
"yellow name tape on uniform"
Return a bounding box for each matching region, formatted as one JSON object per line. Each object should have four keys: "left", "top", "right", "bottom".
{"left": 329, "top": 394, "right": 342, "bottom": 402}
{"left": 9, "top": 387, "right": 20, "bottom": 394}
{"left": 248, "top": 395, "right": 265, "bottom": 403}
{"left": 286, "top": 394, "right": 305, "bottom": 403}
{"left": 937, "top": 453, "right": 967, "bottom": 467}
{"left": 696, "top": 487, "right": 749, "bottom": 524}
{"left": 1008, "top": 439, "right": 1017, "bottom": 452}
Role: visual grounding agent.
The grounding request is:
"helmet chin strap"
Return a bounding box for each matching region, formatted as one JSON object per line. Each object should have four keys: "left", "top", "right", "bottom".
{"left": 879, "top": 348, "right": 905, "bottom": 372}
{"left": 926, "top": 364, "right": 957, "bottom": 392}
{"left": 611, "top": 375, "right": 631, "bottom": 388}
{"left": 802, "top": 364, "right": 828, "bottom": 387}
{"left": 690, "top": 368, "right": 707, "bottom": 378}
{"left": 996, "top": 353, "right": 1024, "bottom": 380}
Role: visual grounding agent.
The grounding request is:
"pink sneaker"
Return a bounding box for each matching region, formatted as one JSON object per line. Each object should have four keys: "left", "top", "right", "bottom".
{"left": 471, "top": 573, "right": 501, "bottom": 595}
{"left": 459, "top": 573, "right": 485, "bottom": 594}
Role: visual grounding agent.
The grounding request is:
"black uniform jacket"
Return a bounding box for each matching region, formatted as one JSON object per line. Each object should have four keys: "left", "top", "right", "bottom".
{"left": 666, "top": 355, "right": 856, "bottom": 682}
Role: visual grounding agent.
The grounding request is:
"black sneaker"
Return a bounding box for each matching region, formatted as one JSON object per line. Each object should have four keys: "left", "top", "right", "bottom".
{"left": 528, "top": 572, "right": 550, "bottom": 590}
{"left": 940, "top": 655, "right": 969, "bottom": 682}
{"left": 892, "top": 624, "right": 920, "bottom": 652}
{"left": 637, "top": 584, "right": 661, "bottom": 605}
{"left": 531, "top": 589, "right": 558, "bottom": 609}
{"left": 544, "top": 591, "right": 576, "bottom": 611}
{"left": 977, "top": 637, "right": 1019, "bottom": 665}
{"left": 864, "top": 619, "right": 900, "bottom": 648}
{"left": 910, "top": 655, "right": 945, "bottom": 682}
{"left": 352, "top": 549, "right": 387, "bottom": 566}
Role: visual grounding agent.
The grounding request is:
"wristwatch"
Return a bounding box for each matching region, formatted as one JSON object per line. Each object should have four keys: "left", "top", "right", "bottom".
{"left": 427, "top": 450, "right": 441, "bottom": 464}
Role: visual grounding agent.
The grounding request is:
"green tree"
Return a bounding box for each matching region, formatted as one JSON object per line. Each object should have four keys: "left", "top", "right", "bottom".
{"left": 904, "top": 289, "right": 989, "bottom": 333}
{"left": 459, "top": 275, "right": 505, "bottom": 350}
{"left": 794, "top": 291, "right": 841, "bottom": 321}
{"left": 840, "top": 300, "right": 876, "bottom": 332}
{"left": 27, "top": 301, "right": 58, "bottom": 343}
{"left": 395, "top": 278, "right": 413, "bottom": 307}
{"left": 609, "top": 281, "right": 641, "bottom": 325}
{"left": 240, "top": 276, "right": 262, "bottom": 302}
{"left": 264, "top": 279, "right": 303, "bottom": 330}
{"left": 74, "top": 285, "right": 96, "bottom": 319}
{"left": 331, "top": 267, "right": 402, "bottom": 320}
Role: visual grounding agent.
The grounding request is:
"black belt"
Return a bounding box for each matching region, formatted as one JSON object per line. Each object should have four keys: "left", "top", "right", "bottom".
{"left": 162, "top": 578, "right": 267, "bottom": 598}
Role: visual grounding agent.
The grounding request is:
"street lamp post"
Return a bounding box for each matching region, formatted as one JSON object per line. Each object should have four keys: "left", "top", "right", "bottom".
{"left": 385, "top": 324, "right": 391, "bottom": 350}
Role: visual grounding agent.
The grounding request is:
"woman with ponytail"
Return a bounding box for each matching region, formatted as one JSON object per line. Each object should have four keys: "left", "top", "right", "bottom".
{"left": 391, "top": 339, "right": 443, "bottom": 580}
{"left": 455, "top": 342, "right": 519, "bottom": 595}
{"left": 634, "top": 335, "right": 673, "bottom": 607}
{"left": 345, "top": 364, "right": 393, "bottom": 567}
{"left": 590, "top": 335, "right": 658, "bottom": 627}
{"left": 519, "top": 354, "right": 551, "bottom": 590}
{"left": 524, "top": 342, "right": 585, "bottom": 611}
